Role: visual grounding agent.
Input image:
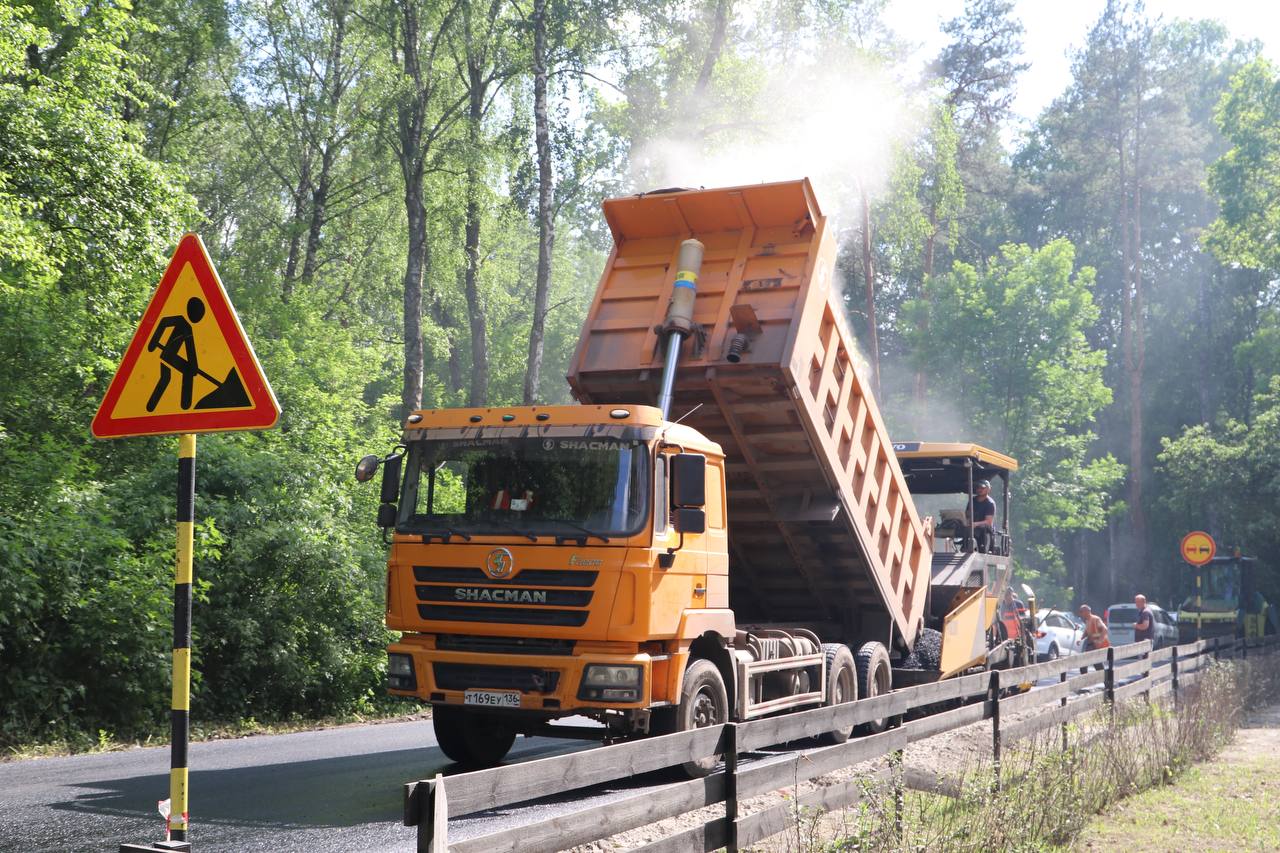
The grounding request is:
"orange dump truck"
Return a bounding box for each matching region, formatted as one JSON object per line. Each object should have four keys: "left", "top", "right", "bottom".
{"left": 359, "top": 180, "right": 992, "bottom": 770}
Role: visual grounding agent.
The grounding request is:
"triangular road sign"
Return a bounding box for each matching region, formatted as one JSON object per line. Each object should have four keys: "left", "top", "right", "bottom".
{"left": 92, "top": 234, "right": 280, "bottom": 439}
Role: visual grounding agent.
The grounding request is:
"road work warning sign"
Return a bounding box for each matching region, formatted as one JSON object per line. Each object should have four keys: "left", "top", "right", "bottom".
{"left": 92, "top": 233, "right": 279, "bottom": 438}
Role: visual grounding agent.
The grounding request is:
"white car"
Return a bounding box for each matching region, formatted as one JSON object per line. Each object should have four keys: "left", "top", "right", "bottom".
{"left": 1036, "top": 609, "right": 1084, "bottom": 660}
{"left": 1106, "top": 602, "right": 1179, "bottom": 649}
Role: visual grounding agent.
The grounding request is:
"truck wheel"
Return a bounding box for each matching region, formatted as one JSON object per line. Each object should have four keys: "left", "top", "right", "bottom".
{"left": 432, "top": 706, "right": 516, "bottom": 768}
{"left": 818, "top": 644, "right": 857, "bottom": 744}
{"left": 855, "top": 641, "right": 892, "bottom": 734}
{"left": 676, "top": 659, "right": 729, "bottom": 777}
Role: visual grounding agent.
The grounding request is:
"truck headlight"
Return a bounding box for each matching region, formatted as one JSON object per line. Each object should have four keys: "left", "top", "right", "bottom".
{"left": 582, "top": 665, "right": 641, "bottom": 687}
{"left": 387, "top": 653, "right": 416, "bottom": 690}
{"left": 578, "top": 664, "right": 642, "bottom": 702}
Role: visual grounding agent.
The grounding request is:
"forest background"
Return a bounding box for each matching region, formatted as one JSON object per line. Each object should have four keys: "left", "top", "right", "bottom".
{"left": 3, "top": 0, "right": 1280, "bottom": 748}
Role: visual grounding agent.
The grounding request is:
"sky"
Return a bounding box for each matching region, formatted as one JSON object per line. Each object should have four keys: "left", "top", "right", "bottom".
{"left": 882, "top": 0, "right": 1280, "bottom": 123}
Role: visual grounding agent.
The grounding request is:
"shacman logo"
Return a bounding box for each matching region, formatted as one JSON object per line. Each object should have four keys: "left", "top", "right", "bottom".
{"left": 569, "top": 555, "right": 602, "bottom": 567}
{"left": 542, "top": 438, "right": 555, "bottom": 450}
{"left": 556, "top": 439, "right": 622, "bottom": 451}
{"left": 485, "top": 547, "right": 514, "bottom": 579}
{"left": 455, "top": 587, "right": 547, "bottom": 604}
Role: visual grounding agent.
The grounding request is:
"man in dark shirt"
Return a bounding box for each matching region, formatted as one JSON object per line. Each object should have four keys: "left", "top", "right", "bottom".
{"left": 966, "top": 479, "right": 997, "bottom": 553}
{"left": 1133, "top": 594, "right": 1154, "bottom": 643}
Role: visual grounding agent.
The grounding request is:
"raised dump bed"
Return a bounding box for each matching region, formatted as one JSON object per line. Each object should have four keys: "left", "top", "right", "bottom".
{"left": 567, "top": 179, "right": 931, "bottom": 653}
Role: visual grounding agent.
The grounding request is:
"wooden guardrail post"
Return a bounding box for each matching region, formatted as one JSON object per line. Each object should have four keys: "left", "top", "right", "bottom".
{"left": 725, "top": 722, "right": 739, "bottom": 853}
{"left": 988, "top": 668, "right": 1002, "bottom": 793}
{"left": 404, "top": 774, "right": 447, "bottom": 853}
{"left": 890, "top": 749, "right": 904, "bottom": 841}
{"left": 1213, "top": 635, "right": 1221, "bottom": 661}
{"left": 1059, "top": 668, "right": 1069, "bottom": 751}
{"left": 1103, "top": 647, "right": 1115, "bottom": 721}
{"left": 1142, "top": 642, "right": 1151, "bottom": 701}
{"left": 1170, "top": 644, "right": 1179, "bottom": 709}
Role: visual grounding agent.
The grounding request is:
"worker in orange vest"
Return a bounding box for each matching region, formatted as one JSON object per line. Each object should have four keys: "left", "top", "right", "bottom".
{"left": 1078, "top": 604, "right": 1110, "bottom": 651}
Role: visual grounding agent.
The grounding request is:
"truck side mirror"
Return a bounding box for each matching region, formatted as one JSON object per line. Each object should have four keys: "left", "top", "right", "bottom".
{"left": 377, "top": 503, "right": 398, "bottom": 528}
{"left": 674, "top": 507, "right": 705, "bottom": 534}
{"left": 355, "top": 454, "right": 381, "bottom": 482}
{"left": 671, "top": 453, "right": 706, "bottom": 507}
{"left": 380, "top": 454, "right": 403, "bottom": 505}
{"left": 660, "top": 467, "right": 708, "bottom": 568}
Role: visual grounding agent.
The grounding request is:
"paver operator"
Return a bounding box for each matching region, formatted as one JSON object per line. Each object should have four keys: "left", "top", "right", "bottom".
{"left": 966, "top": 479, "right": 997, "bottom": 553}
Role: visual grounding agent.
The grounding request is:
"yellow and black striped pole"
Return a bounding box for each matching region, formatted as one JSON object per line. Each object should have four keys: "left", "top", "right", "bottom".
{"left": 1195, "top": 568, "right": 1202, "bottom": 642}
{"left": 170, "top": 433, "right": 196, "bottom": 841}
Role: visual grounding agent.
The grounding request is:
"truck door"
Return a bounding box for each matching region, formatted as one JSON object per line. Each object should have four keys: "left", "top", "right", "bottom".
{"left": 703, "top": 460, "right": 728, "bottom": 608}
{"left": 649, "top": 453, "right": 708, "bottom": 632}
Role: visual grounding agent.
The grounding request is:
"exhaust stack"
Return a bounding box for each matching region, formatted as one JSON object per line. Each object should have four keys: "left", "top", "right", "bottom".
{"left": 656, "top": 239, "right": 705, "bottom": 418}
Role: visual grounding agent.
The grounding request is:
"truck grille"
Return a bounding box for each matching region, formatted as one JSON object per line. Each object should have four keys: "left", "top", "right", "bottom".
{"left": 434, "top": 663, "right": 561, "bottom": 693}
{"left": 413, "top": 565, "right": 597, "bottom": 628}
{"left": 413, "top": 566, "right": 598, "bottom": 587}
{"left": 436, "top": 634, "right": 575, "bottom": 656}
{"left": 418, "top": 604, "right": 589, "bottom": 627}
{"left": 417, "top": 586, "right": 593, "bottom": 607}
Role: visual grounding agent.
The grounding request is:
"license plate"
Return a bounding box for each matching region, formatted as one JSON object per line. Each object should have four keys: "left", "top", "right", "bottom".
{"left": 464, "top": 689, "right": 521, "bottom": 708}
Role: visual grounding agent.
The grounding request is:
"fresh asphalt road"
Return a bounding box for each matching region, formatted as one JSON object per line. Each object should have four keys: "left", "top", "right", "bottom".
{"left": 0, "top": 656, "right": 1151, "bottom": 853}
{"left": 0, "top": 717, "right": 598, "bottom": 853}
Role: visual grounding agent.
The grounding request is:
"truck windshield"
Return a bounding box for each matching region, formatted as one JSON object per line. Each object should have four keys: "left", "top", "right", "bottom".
{"left": 397, "top": 436, "right": 649, "bottom": 539}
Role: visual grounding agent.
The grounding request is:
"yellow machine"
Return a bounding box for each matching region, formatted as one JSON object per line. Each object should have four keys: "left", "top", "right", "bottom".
{"left": 1177, "top": 554, "right": 1278, "bottom": 642}
{"left": 358, "top": 181, "right": 1027, "bottom": 769}
{"left": 893, "top": 443, "right": 1034, "bottom": 680}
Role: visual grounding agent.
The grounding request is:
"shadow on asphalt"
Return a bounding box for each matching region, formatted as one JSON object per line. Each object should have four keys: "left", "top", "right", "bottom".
{"left": 46, "top": 738, "right": 591, "bottom": 831}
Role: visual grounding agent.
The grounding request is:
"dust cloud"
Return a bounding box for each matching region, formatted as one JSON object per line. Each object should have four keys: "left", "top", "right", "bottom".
{"left": 628, "top": 50, "right": 920, "bottom": 227}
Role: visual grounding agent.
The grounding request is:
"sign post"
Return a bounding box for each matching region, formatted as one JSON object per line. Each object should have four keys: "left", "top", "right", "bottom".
{"left": 1180, "top": 531, "right": 1216, "bottom": 643}
{"left": 96, "top": 234, "right": 279, "bottom": 851}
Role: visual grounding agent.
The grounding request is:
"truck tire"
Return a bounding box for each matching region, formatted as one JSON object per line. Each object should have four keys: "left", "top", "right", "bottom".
{"left": 855, "top": 641, "right": 892, "bottom": 734}
{"left": 431, "top": 706, "right": 516, "bottom": 768}
{"left": 818, "top": 643, "right": 857, "bottom": 744}
{"left": 676, "top": 659, "right": 729, "bottom": 777}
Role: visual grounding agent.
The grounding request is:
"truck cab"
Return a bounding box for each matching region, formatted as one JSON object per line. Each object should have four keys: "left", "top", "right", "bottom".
{"left": 366, "top": 405, "right": 734, "bottom": 766}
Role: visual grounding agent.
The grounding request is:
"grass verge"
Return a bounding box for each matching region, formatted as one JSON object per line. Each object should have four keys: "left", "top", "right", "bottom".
{"left": 818, "top": 651, "right": 1280, "bottom": 852}
{"left": 1068, "top": 737, "right": 1280, "bottom": 852}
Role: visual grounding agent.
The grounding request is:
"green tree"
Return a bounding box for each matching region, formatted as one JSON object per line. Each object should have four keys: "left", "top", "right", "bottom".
{"left": 0, "top": 0, "right": 196, "bottom": 743}
{"left": 1205, "top": 58, "right": 1280, "bottom": 276}
{"left": 929, "top": 0, "right": 1025, "bottom": 269}
{"left": 1015, "top": 7, "right": 1255, "bottom": 598}
{"left": 517, "top": 0, "right": 619, "bottom": 404}
{"left": 904, "top": 240, "right": 1123, "bottom": 598}
{"left": 1158, "top": 377, "right": 1280, "bottom": 606}
{"left": 372, "top": 0, "right": 468, "bottom": 414}
{"left": 909, "top": 104, "right": 965, "bottom": 419}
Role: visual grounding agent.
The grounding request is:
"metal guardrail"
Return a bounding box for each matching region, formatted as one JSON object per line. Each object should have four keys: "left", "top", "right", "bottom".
{"left": 405, "top": 634, "right": 1279, "bottom": 852}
